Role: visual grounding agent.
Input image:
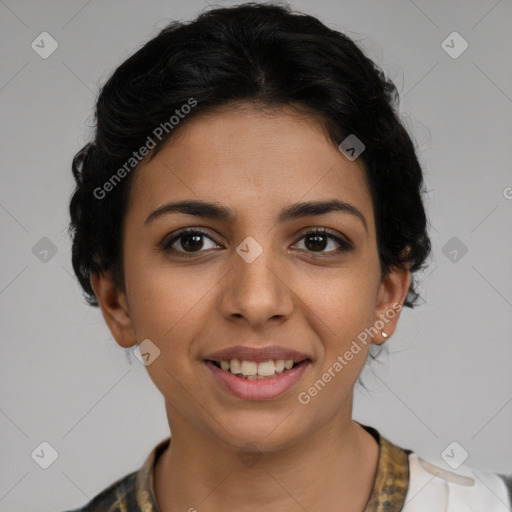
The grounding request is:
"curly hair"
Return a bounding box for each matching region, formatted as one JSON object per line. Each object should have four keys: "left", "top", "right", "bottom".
{"left": 68, "top": 1, "right": 431, "bottom": 308}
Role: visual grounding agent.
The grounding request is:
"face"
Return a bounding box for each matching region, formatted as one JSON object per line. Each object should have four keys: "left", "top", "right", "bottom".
{"left": 93, "top": 104, "right": 409, "bottom": 451}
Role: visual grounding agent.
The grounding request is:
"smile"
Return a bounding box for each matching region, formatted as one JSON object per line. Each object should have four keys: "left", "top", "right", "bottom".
{"left": 209, "top": 358, "right": 297, "bottom": 379}
{"left": 204, "top": 358, "right": 311, "bottom": 400}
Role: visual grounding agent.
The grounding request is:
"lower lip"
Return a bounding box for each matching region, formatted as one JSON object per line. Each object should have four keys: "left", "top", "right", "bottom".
{"left": 204, "top": 360, "right": 310, "bottom": 400}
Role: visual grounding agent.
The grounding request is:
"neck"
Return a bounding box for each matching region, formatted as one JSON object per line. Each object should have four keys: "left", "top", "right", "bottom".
{"left": 154, "top": 407, "right": 380, "bottom": 512}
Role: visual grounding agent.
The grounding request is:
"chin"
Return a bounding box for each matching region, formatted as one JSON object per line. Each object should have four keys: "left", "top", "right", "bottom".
{"left": 211, "top": 409, "right": 309, "bottom": 453}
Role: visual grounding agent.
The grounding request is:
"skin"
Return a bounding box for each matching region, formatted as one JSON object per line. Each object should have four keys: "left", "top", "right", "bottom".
{"left": 91, "top": 104, "right": 410, "bottom": 512}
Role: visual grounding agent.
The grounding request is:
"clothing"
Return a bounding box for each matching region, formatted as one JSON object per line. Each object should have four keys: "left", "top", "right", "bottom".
{"left": 61, "top": 424, "right": 511, "bottom": 511}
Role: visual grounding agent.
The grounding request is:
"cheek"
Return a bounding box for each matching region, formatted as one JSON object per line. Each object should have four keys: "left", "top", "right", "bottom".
{"left": 124, "top": 255, "right": 215, "bottom": 347}
{"left": 300, "top": 266, "right": 379, "bottom": 357}
{"left": 305, "top": 261, "right": 379, "bottom": 315}
{"left": 124, "top": 262, "right": 215, "bottom": 396}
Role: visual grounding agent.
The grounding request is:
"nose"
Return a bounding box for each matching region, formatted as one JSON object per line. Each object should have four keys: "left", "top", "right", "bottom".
{"left": 220, "top": 240, "right": 294, "bottom": 327}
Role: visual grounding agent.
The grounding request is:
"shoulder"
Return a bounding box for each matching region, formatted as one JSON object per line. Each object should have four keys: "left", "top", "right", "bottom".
{"left": 56, "top": 437, "right": 169, "bottom": 512}
{"left": 402, "top": 452, "right": 512, "bottom": 512}
{"left": 57, "top": 471, "right": 139, "bottom": 512}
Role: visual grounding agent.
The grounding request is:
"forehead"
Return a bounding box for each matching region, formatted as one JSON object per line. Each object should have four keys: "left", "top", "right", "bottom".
{"left": 126, "top": 105, "right": 374, "bottom": 229}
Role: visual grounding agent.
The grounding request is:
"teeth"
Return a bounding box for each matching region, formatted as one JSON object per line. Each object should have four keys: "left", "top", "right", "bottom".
{"left": 275, "top": 360, "right": 285, "bottom": 373}
{"left": 240, "top": 360, "right": 258, "bottom": 376}
{"left": 217, "top": 358, "right": 297, "bottom": 378}
{"left": 257, "top": 360, "right": 276, "bottom": 376}
{"left": 229, "top": 358, "right": 242, "bottom": 374}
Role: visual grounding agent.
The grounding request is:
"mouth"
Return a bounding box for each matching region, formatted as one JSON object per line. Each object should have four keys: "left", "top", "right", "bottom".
{"left": 205, "top": 358, "right": 306, "bottom": 380}
{"left": 203, "top": 357, "right": 311, "bottom": 400}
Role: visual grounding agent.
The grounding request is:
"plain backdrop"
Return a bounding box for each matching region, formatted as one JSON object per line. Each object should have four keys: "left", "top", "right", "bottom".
{"left": 1, "top": 0, "right": 511, "bottom": 510}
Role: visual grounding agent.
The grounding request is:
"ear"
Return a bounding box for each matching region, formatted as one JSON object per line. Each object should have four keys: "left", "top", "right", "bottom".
{"left": 90, "top": 271, "right": 137, "bottom": 348}
{"left": 372, "top": 264, "right": 411, "bottom": 345}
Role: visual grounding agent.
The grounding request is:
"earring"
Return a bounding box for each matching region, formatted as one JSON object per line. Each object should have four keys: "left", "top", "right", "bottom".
{"left": 381, "top": 331, "right": 389, "bottom": 339}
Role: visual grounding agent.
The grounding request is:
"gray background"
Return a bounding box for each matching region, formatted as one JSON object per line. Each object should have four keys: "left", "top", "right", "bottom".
{"left": 1, "top": 0, "right": 511, "bottom": 510}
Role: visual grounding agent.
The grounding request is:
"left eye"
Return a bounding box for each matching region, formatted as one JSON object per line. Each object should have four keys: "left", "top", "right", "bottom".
{"left": 293, "top": 229, "right": 351, "bottom": 253}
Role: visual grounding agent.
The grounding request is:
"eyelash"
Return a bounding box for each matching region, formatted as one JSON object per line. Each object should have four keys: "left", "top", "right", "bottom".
{"left": 161, "top": 227, "right": 353, "bottom": 258}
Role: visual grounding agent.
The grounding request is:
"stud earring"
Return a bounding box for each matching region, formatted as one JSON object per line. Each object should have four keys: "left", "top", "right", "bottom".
{"left": 381, "top": 331, "right": 389, "bottom": 339}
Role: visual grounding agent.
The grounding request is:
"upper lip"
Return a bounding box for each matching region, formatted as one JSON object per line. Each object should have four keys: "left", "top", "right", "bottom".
{"left": 204, "top": 345, "right": 311, "bottom": 363}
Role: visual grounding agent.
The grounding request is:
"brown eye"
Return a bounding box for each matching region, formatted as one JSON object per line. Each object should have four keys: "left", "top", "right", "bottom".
{"left": 304, "top": 233, "right": 329, "bottom": 251}
{"left": 178, "top": 233, "right": 204, "bottom": 252}
{"left": 162, "top": 228, "right": 221, "bottom": 255}
{"left": 294, "top": 229, "right": 352, "bottom": 254}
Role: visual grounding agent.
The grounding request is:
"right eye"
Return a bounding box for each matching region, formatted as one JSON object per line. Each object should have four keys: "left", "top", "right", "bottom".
{"left": 161, "top": 228, "right": 222, "bottom": 257}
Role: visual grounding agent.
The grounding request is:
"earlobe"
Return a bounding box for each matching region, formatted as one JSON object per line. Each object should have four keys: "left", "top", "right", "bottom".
{"left": 90, "top": 271, "right": 137, "bottom": 348}
{"left": 373, "top": 265, "right": 411, "bottom": 344}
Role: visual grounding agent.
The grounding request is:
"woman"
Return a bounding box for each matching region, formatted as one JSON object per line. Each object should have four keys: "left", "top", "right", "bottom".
{"left": 64, "top": 3, "right": 511, "bottom": 511}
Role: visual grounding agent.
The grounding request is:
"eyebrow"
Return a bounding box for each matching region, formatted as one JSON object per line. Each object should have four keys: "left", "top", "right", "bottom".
{"left": 144, "top": 199, "right": 367, "bottom": 232}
